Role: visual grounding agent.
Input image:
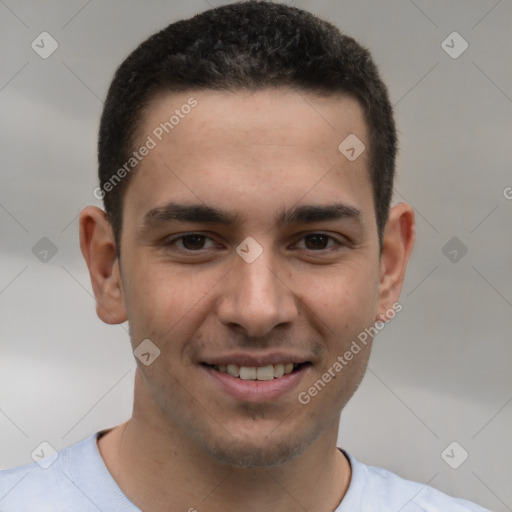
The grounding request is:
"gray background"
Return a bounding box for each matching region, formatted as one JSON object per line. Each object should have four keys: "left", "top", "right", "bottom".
{"left": 0, "top": 1, "right": 511, "bottom": 510}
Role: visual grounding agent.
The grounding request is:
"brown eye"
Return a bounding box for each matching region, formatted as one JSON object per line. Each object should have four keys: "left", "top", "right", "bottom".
{"left": 303, "top": 234, "right": 331, "bottom": 250}
{"left": 180, "top": 234, "right": 207, "bottom": 250}
{"left": 164, "top": 233, "right": 216, "bottom": 252}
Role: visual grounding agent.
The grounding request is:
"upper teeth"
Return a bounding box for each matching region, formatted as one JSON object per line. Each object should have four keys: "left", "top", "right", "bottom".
{"left": 216, "top": 363, "right": 296, "bottom": 380}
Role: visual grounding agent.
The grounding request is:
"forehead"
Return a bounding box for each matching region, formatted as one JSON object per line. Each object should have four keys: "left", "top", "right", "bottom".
{"left": 140, "top": 87, "right": 367, "bottom": 150}
{"left": 123, "top": 88, "right": 373, "bottom": 231}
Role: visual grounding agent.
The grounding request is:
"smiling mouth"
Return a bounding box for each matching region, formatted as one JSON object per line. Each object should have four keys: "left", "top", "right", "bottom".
{"left": 201, "top": 362, "right": 311, "bottom": 381}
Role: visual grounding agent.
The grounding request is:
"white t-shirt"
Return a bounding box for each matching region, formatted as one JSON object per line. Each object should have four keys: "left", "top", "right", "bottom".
{"left": 0, "top": 430, "right": 491, "bottom": 511}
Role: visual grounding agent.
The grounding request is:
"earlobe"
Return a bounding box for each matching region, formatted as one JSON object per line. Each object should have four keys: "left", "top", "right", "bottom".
{"left": 79, "top": 206, "right": 127, "bottom": 325}
{"left": 376, "top": 202, "right": 415, "bottom": 321}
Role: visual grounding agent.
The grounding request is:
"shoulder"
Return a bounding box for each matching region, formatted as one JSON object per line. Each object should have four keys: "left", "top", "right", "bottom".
{"left": 0, "top": 462, "right": 61, "bottom": 512}
{"left": 339, "top": 450, "right": 491, "bottom": 512}
{"left": 0, "top": 433, "right": 106, "bottom": 512}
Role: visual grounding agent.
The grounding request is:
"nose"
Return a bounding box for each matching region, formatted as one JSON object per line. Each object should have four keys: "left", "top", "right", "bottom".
{"left": 216, "top": 247, "right": 299, "bottom": 338}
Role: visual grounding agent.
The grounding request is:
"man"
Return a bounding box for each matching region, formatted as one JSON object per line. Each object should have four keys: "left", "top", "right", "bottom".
{"left": 0, "top": 2, "right": 490, "bottom": 511}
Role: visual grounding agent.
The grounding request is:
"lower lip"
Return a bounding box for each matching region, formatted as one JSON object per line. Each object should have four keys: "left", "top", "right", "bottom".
{"left": 202, "top": 365, "right": 310, "bottom": 403}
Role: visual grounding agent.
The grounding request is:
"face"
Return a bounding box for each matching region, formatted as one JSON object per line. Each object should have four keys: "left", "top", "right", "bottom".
{"left": 98, "top": 88, "right": 401, "bottom": 467}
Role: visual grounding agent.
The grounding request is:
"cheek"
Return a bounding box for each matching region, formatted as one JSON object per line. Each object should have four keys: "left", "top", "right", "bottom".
{"left": 303, "top": 261, "right": 379, "bottom": 329}
{"left": 121, "top": 259, "right": 219, "bottom": 345}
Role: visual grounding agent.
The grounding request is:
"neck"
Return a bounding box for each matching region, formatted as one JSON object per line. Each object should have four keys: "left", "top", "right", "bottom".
{"left": 98, "top": 375, "right": 351, "bottom": 512}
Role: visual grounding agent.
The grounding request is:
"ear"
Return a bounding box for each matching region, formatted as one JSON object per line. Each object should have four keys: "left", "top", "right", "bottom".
{"left": 79, "top": 206, "right": 127, "bottom": 324}
{"left": 376, "top": 202, "right": 415, "bottom": 321}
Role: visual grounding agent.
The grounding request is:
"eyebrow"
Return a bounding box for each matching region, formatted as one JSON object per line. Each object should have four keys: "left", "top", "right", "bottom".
{"left": 141, "top": 201, "right": 361, "bottom": 232}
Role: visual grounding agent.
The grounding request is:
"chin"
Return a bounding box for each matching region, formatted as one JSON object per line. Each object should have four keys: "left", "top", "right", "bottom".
{"left": 196, "top": 426, "right": 320, "bottom": 468}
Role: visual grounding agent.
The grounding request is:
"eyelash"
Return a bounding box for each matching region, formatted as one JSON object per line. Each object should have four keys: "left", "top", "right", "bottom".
{"left": 163, "top": 232, "right": 345, "bottom": 254}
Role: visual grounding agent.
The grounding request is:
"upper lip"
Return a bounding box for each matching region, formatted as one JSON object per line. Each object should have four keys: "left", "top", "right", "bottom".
{"left": 201, "top": 352, "right": 312, "bottom": 367}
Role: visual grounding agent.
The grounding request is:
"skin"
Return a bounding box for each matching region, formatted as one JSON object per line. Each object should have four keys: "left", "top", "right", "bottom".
{"left": 80, "top": 88, "right": 415, "bottom": 511}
